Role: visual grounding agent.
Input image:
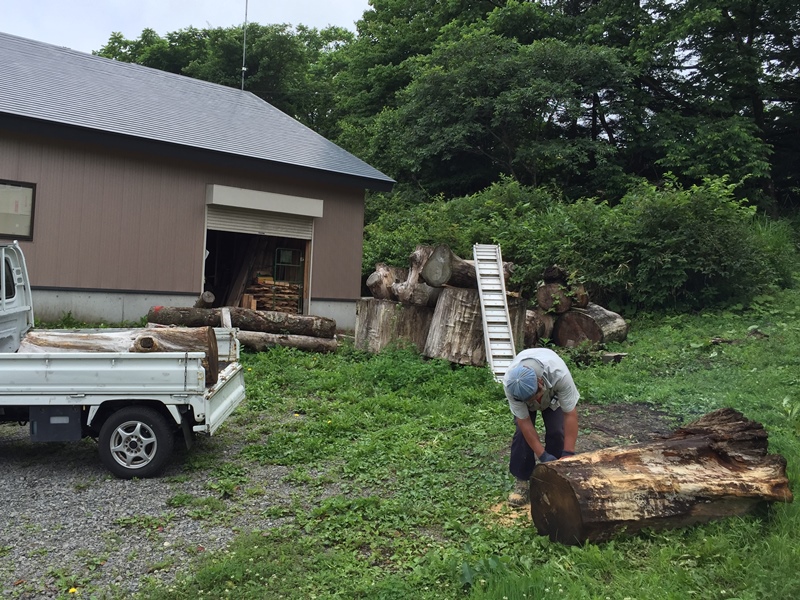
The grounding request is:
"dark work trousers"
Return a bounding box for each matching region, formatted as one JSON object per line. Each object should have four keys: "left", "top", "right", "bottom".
{"left": 509, "top": 407, "right": 565, "bottom": 481}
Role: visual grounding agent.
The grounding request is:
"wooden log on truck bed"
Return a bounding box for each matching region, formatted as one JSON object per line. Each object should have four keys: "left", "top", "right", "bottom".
{"left": 237, "top": 330, "right": 339, "bottom": 353}
{"left": 147, "top": 306, "right": 336, "bottom": 339}
{"left": 529, "top": 408, "right": 793, "bottom": 545}
{"left": 19, "top": 327, "right": 219, "bottom": 384}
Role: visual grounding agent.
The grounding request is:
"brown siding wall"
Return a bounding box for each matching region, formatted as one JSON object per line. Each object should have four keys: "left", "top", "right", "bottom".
{"left": 0, "top": 131, "right": 366, "bottom": 300}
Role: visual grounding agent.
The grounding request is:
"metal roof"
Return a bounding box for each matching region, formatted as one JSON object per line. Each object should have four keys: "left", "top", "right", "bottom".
{"left": 0, "top": 32, "right": 394, "bottom": 189}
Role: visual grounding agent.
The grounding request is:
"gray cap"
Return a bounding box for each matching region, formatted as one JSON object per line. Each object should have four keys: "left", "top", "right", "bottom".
{"left": 504, "top": 363, "right": 540, "bottom": 402}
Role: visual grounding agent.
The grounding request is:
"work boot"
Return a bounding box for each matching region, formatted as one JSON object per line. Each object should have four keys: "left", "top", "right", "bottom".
{"left": 507, "top": 478, "right": 530, "bottom": 507}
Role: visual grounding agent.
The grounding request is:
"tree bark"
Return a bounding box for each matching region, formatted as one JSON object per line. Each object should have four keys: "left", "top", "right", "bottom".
{"left": 354, "top": 298, "right": 434, "bottom": 354}
{"left": 237, "top": 330, "right": 338, "bottom": 353}
{"left": 366, "top": 263, "right": 408, "bottom": 300}
{"left": 19, "top": 327, "right": 219, "bottom": 384}
{"left": 536, "top": 282, "right": 572, "bottom": 314}
{"left": 147, "top": 306, "right": 336, "bottom": 339}
{"left": 552, "top": 303, "right": 627, "bottom": 347}
{"left": 420, "top": 244, "right": 513, "bottom": 289}
{"left": 530, "top": 408, "right": 793, "bottom": 545}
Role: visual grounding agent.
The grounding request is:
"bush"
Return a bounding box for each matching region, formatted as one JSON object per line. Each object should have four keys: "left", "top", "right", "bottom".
{"left": 363, "top": 177, "right": 796, "bottom": 311}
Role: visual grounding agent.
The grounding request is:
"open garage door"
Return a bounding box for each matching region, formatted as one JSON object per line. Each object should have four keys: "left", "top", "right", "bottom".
{"left": 203, "top": 186, "right": 320, "bottom": 313}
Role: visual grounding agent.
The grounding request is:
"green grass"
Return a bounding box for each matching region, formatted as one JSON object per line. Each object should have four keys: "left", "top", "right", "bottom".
{"left": 138, "top": 284, "right": 800, "bottom": 599}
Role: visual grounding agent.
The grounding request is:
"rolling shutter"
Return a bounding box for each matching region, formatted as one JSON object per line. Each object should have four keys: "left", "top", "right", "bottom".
{"left": 206, "top": 204, "right": 314, "bottom": 240}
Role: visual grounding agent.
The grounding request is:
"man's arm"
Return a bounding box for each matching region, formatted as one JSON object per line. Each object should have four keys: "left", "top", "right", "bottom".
{"left": 515, "top": 415, "right": 545, "bottom": 457}
{"left": 563, "top": 408, "right": 578, "bottom": 454}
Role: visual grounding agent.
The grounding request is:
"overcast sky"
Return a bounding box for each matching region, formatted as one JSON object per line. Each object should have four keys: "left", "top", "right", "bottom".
{"left": 0, "top": 0, "right": 372, "bottom": 54}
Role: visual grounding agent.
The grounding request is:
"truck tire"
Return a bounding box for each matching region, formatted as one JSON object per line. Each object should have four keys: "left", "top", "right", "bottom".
{"left": 98, "top": 406, "right": 174, "bottom": 479}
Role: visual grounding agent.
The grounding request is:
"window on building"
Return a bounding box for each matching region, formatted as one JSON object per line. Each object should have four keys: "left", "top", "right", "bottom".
{"left": 0, "top": 180, "right": 35, "bottom": 241}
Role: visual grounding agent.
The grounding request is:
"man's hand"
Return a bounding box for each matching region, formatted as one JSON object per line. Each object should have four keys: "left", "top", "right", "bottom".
{"left": 537, "top": 451, "right": 557, "bottom": 463}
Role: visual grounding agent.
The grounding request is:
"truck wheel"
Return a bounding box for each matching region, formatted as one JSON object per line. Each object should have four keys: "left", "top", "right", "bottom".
{"left": 98, "top": 407, "right": 174, "bottom": 479}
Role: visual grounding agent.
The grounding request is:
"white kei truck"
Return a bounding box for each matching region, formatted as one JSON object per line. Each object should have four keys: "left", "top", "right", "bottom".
{"left": 0, "top": 241, "right": 246, "bottom": 478}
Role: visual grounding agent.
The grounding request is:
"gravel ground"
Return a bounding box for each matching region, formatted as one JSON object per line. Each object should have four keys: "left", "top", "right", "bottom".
{"left": 0, "top": 421, "right": 296, "bottom": 599}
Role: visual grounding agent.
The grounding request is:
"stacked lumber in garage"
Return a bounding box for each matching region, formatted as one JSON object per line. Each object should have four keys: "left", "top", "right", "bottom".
{"left": 356, "top": 244, "right": 526, "bottom": 366}
{"left": 147, "top": 306, "right": 338, "bottom": 353}
{"left": 526, "top": 265, "right": 627, "bottom": 348}
{"left": 242, "top": 275, "right": 302, "bottom": 313}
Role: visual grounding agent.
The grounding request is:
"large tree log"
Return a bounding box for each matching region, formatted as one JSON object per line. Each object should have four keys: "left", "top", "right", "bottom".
{"left": 147, "top": 306, "right": 336, "bottom": 339}
{"left": 420, "top": 244, "right": 513, "bottom": 289}
{"left": 366, "top": 263, "right": 408, "bottom": 301}
{"left": 19, "top": 327, "right": 219, "bottom": 384}
{"left": 354, "top": 298, "right": 434, "bottom": 353}
{"left": 237, "top": 330, "right": 338, "bottom": 353}
{"left": 552, "top": 302, "right": 627, "bottom": 348}
{"left": 423, "top": 288, "right": 526, "bottom": 366}
{"left": 530, "top": 408, "right": 793, "bottom": 545}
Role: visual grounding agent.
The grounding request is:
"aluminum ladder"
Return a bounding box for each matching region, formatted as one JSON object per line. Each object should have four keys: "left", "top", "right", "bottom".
{"left": 473, "top": 244, "right": 516, "bottom": 382}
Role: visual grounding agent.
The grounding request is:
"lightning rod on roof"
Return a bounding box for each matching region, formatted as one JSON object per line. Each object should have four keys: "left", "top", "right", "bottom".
{"left": 241, "top": 0, "right": 249, "bottom": 90}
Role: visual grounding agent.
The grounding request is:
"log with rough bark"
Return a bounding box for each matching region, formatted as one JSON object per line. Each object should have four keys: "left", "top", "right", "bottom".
{"left": 354, "top": 298, "right": 434, "bottom": 354}
{"left": 420, "top": 244, "right": 513, "bottom": 289}
{"left": 530, "top": 408, "right": 793, "bottom": 545}
{"left": 366, "top": 263, "right": 408, "bottom": 301}
{"left": 147, "top": 306, "right": 336, "bottom": 339}
{"left": 19, "top": 327, "right": 219, "bottom": 384}
{"left": 392, "top": 245, "right": 436, "bottom": 304}
{"left": 536, "top": 282, "right": 572, "bottom": 314}
{"left": 423, "top": 288, "right": 526, "bottom": 366}
{"left": 237, "top": 330, "right": 338, "bottom": 353}
{"left": 551, "top": 302, "right": 627, "bottom": 348}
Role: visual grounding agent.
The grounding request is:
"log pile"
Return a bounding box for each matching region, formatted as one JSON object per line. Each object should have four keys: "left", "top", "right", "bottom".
{"left": 356, "top": 244, "right": 525, "bottom": 366}
{"left": 527, "top": 265, "right": 627, "bottom": 348}
{"left": 530, "top": 408, "right": 793, "bottom": 545}
{"left": 147, "top": 306, "right": 338, "bottom": 353}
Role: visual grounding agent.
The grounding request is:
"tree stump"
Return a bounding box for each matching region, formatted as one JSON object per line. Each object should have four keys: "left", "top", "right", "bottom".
{"left": 524, "top": 308, "right": 556, "bottom": 348}
{"left": 552, "top": 303, "right": 627, "bottom": 347}
{"left": 530, "top": 408, "right": 793, "bottom": 545}
{"left": 423, "top": 289, "right": 526, "bottom": 366}
{"left": 354, "top": 298, "right": 435, "bottom": 354}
